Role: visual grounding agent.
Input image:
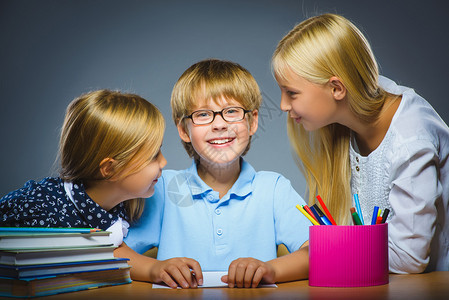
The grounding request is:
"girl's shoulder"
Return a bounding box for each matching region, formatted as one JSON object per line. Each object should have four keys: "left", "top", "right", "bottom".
{"left": 383, "top": 91, "right": 449, "bottom": 166}
{"left": 1, "top": 177, "right": 64, "bottom": 202}
{"left": 380, "top": 76, "right": 446, "bottom": 132}
{"left": 389, "top": 87, "right": 448, "bottom": 144}
{"left": 0, "top": 177, "right": 65, "bottom": 225}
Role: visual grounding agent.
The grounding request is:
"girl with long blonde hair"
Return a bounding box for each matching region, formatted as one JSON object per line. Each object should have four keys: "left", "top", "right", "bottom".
{"left": 272, "top": 13, "right": 449, "bottom": 274}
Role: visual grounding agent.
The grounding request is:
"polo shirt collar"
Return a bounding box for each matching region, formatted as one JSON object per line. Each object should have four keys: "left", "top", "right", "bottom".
{"left": 227, "top": 159, "right": 254, "bottom": 198}
{"left": 184, "top": 159, "right": 255, "bottom": 201}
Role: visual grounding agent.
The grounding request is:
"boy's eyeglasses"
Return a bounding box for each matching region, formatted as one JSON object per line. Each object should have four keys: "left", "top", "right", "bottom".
{"left": 185, "top": 107, "right": 252, "bottom": 125}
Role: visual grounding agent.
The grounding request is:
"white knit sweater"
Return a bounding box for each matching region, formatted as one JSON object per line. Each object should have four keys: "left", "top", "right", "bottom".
{"left": 349, "top": 76, "right": 449, "bottom": 274}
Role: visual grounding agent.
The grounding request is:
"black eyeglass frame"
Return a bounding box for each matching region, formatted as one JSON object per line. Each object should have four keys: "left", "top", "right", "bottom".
{"left": 184, "top": 106, "right": 253, "bottom": 125}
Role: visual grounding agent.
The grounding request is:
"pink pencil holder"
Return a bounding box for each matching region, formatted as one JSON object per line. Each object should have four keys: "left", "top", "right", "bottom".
{"left": 309, "top": 223, "right": 389, "bottom": 287}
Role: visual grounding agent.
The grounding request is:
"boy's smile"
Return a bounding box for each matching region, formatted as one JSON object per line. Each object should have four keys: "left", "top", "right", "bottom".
{"left": 207, "top": 137, "right": 235, "bottom": 146}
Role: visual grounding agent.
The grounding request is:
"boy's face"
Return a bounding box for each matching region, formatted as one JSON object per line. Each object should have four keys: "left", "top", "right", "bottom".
{"left": 178, "top": 96, "right": 258, "bottom": 166}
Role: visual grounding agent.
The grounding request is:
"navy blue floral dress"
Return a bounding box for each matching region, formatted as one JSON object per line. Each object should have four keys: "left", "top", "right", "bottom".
{"left": 0, "top": 177, "right": 127, "bottom": 230}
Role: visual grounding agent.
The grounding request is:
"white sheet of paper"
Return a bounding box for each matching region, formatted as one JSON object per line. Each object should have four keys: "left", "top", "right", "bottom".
{"left": 152, "top": 271, "right": 277, "bottom": 289}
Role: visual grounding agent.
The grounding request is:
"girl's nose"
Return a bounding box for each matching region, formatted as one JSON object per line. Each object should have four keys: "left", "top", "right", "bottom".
{"left": 159, "top": 153, "right": 167, "bottom": 168}
{"left": 280, "top": 95, "right": 291, "bottom": 112}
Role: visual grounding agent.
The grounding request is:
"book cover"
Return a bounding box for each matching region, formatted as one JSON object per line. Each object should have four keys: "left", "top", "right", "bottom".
{"left": 0, "top": 246, "right": 116, "bottom": 265}
{"left": 0, "top": 227, "right": 102, "bottom": 234}
{"left": 0, "top": 258, "right": 129, "bottom": 279}
{"left": 0, "top": 267, "right": 131, "bottom": 297}
{"left": 0, "top": 229, "right": 112, "bottom": 250}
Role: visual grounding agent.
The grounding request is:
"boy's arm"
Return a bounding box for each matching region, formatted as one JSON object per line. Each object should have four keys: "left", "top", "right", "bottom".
{"left": 268, "top": 241, "right": 309, "bottom": 282}
{"left": 114, "top": 242, "right": 203, "bottom": 288}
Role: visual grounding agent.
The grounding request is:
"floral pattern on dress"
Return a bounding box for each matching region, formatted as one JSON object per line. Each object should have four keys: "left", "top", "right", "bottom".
{"left": 0, "top": 177, "right": 126, "bottom": 230}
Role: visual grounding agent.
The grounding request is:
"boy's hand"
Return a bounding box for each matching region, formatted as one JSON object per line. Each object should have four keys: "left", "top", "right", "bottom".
{"left": 150, "top": 257, "right": 203, "bottom": 289}
{"left": 221, "top": 257, "right": 275, "bottom": 288}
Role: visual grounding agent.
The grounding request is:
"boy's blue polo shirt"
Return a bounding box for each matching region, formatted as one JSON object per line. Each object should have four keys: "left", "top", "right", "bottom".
{"left": 125, "top": 159, "right": 310, "bottom": 271}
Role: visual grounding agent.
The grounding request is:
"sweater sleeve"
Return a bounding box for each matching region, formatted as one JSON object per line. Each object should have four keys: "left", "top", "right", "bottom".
{"left": 388, "top": 140, "right": 441, "bottom": 273}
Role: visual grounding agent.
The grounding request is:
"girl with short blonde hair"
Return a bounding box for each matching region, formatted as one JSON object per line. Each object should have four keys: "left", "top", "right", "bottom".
{"left": 1, "top": 90, "right": 166, "bottom": 246}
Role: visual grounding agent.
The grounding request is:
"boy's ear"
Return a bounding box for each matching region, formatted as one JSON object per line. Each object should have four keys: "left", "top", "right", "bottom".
{"left": 99, "top": 158, "right": 116, "bottom": 179}
{"left": 177, "top": 122, "right": 191, "bottom": 143}
{"left": 329, "top": 76, "right": 346, "bottom": 100}
{"left": 249, "top": 109, "right": 259, "bottom": 136}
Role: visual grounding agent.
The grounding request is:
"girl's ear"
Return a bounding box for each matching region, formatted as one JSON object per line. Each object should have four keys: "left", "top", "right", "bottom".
{"left": 329, "top": 76, "right": 347, "bottom": 100}
{"left": 99, "top": 158, "right": 116, "bottom": 179}
{"left": 249, "top": 109, "right": 259, "bottom": 136}
{"left": 177, "top": 122, "right": 191, "bottom": 143}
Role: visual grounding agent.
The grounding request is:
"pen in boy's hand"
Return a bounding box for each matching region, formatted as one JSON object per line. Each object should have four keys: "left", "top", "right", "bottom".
{"left": 191, "top": 271, "right": 203, "bottom": 286}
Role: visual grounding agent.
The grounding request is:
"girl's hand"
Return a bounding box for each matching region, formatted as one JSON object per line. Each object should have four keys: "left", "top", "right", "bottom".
{"left": 150, "top": 257, "right": 203, "bottom": 289}
{"left": 221, "top": 257, "right": 275, "bottom": 288}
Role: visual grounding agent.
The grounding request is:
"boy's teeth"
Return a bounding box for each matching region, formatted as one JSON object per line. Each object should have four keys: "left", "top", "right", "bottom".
{"left": 209, "top": 139, "right": 232, "bottom": 144}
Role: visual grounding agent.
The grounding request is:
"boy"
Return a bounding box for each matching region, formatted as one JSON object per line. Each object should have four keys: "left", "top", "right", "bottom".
{"left": 114, "top": 59, "right": 310, "bottom": 288}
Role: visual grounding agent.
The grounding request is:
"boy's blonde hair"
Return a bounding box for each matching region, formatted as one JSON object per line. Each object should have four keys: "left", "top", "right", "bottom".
{"left": 272, "top": 14, "right": 388, "bottom": 225}
{"left": 171, "top": 59, "right": 262, "bottom": 160}
{"left": 59, "top": 90, "right": 165, "bottom": 223}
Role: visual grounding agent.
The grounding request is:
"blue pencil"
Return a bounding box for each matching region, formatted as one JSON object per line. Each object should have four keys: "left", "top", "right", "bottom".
{"left": 309, "top": 206, "right": 325, "bottom": 225}
{"left": 371, "top": 206, "right": 379, "bottom": 225}
{"left": 320, "top": 215, "right": 333, "bottom": 225}
{"left": 353, "top": 194, "right": 364, "bottom": 225}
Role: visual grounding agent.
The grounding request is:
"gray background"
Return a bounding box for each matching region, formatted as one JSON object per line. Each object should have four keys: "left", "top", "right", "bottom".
{"left": 1, "top": 0, "right": 448, "bottom": 198}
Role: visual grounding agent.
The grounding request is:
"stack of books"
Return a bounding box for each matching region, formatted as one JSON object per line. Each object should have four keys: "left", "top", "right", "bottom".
{"left": 0, "top": 227, "right": 131, "bottom": 298}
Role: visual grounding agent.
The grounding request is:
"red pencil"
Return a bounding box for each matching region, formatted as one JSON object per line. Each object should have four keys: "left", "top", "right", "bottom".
{"left": 303, "top": 205, "right": 319, "bottom": 223}
{"left": 316, "top": 195, "right": 337, "bottom": 225}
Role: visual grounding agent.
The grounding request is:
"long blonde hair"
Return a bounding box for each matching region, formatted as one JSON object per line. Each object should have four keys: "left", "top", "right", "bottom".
{"left": 59, "top": 90, "right": 165, "bottom": 222}
{"left": 272, "top": 14, "right": 387, "bottom": 225}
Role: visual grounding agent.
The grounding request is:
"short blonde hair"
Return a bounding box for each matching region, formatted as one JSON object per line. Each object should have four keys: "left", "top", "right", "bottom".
{"left": 272, "top": 14, "right": 388, "bottom": 225}
{"left": 59, "top": 90, "right": 165, "bottom": 222}
{"left": 171, "top": 59, "right": 262, "bottom": 159}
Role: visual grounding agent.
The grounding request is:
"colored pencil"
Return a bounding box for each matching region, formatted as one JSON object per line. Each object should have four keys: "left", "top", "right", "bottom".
{"left": 296, "top": 204, "right": 320, "bottom": 226}
{"left": 316, "top": 195, "right": 337, "bottom": 225}
{"left": 371, "top": 206, "right": 379, "bottom": 225}
{"left": 353, "top": 194, "right": 364, "bottom": 225}
{"left": 381, "top": 208, "right": 390, "bottom": 223}
{"left": 309, "top": 205, "right": 325, "bottom": 225}
{"left": 350, "top": 207, "right": 362, "bottom": 225}
{"left": 303, "top": 205, "right": 319, "bottom": 223}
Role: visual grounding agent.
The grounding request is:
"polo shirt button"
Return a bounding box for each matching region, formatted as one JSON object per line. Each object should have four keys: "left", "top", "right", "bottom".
{"left": 207, "top": 194, "right": 214, "bottom": 201}
{"left": 215, "top": 208, "right": 221, "bottom": 215}
{"left": 356, "top": 166, "right": 360, "bottom": 172}
{"left": 216, "top": 229, "right": 223, "bottom": 236}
